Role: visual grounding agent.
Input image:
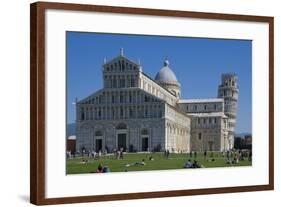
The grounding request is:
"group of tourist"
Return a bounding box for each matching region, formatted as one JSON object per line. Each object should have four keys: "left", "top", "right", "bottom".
{"left": 184, "top": 159, "right": 202, "bottom": 168}
{"left": 182, "top": 149, "right": 252, "bottom": 168}
{"left": 86, "top": 150, "right": 103, "bottom": 159}
{"left": 225, "top": 149, "right": 252, "bottom": 164}
{"left": 67, "top": 149, "right": 107, "bottom": 159}
{"left": 113, "top": 147, "right": 125, "bottom": 159}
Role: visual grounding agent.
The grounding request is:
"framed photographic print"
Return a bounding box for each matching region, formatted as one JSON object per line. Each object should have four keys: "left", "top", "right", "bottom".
{"left": 30, "top": 1, "right": 274, "bottom": 205}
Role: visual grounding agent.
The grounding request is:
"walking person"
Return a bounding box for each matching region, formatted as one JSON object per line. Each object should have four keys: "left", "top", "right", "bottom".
{"left": 120, "top": 147, "right": 124, "bottom": 159}
{"left": 204, "top": 150, "right": 207, "bottom": 160}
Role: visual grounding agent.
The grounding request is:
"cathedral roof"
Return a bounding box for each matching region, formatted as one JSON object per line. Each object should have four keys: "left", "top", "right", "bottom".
{"left": 178, "top": 98, "right": 224, "bottom": 103}
{"left": 188, "top": 112, "right": 228, "bottom": 118}
{"left": 155, "top": 59, "right": 178, "bottom": 83}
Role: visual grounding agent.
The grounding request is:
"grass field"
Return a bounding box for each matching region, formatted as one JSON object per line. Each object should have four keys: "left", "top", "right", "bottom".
{"left": 66, "top": 152, "right": 252, "bottom": 174}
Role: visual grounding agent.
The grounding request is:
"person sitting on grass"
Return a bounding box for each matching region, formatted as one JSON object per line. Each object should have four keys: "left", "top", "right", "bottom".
{"left": 192, "top": 160, "right": 201, "bottom": 168}
{"left": 207, "top": 158, "right": 215, "bottom": 162}
{"left": 96, "top": 163, "right": 103, "bottom": 173}
{"left": 184, "top": 159, "right": 192, "bottom": 168}
{"left": 102, "top": 166, "right": 110, "bottom": 173}
{"left": 149, "top": 155, "right": 154, "bottom": 161}
{"left": 81, "top": 159, "right": 88, "bottom": 164}
{"left": 129, "top": 160, "right": 146, "bottom": 166}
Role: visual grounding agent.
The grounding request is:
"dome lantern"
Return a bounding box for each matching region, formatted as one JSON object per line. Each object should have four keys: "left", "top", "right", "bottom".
{"left": 164, "top": 59, "right": 169, "bottom": 67}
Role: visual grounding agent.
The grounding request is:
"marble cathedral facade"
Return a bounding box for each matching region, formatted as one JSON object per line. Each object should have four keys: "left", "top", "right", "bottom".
{"left": 75, "top": 50, "right": 238, "bottom": 153}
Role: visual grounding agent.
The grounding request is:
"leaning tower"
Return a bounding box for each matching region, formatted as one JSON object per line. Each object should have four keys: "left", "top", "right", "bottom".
{"left": 218, "top": 73, "right": 239, "bottom": 149}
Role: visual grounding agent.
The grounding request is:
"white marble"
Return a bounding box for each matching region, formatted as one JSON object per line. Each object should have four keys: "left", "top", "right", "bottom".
{"left": 76, "top": 53, "right": 238, "bottom": 153}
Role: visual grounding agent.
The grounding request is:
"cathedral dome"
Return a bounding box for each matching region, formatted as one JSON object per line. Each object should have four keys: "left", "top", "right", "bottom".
{"left": 155, "top": 59, "right": 178, "bottom": 83}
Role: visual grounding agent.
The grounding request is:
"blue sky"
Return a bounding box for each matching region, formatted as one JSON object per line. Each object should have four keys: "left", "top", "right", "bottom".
{"left": 66, "top": 32, "right": 252, "bottom": 134}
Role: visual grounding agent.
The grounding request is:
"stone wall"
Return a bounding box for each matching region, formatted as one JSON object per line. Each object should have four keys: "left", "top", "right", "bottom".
{"left": 190, "top": 115, "right": 228, "bottom": 152}
{"left": 75, "top": 119, "right": 166, "bottom": 153}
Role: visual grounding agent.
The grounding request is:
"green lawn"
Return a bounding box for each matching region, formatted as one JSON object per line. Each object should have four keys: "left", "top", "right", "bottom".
{"left": 66, "top": 152, "right": 252, "bottom": 174}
